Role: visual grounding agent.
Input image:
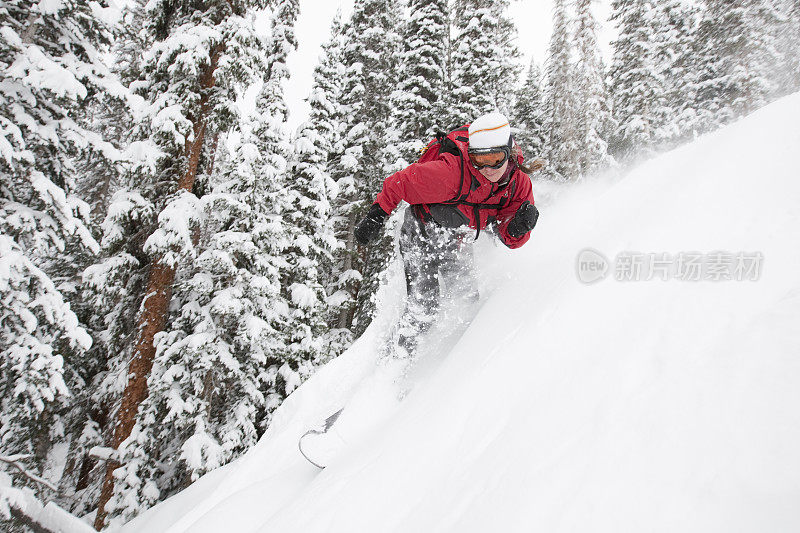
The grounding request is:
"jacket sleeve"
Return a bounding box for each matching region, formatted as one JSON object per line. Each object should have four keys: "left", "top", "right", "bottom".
{"left": 495, "top": 172, "right": 535, "bottom": 249}
{"left": 375, "top": 153, "right": 463, "bottom": 214}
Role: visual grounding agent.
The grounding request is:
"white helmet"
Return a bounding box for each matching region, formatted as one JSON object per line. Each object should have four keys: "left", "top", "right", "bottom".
{"left": 468, "top": 112, "right": 513, "bottom": 169}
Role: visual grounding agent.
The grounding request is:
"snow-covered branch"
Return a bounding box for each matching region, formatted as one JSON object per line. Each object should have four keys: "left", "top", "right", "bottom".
{"left": 0, "top": 471, "right": 93, "bottom": 533}
{"left": 0, "top": 455, "right": 58, "bottom": 492}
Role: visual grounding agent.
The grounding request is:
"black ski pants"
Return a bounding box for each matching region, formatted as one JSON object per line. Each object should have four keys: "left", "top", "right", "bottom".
{"left": 394, "top": 207, "right": 478, "bottom": 356}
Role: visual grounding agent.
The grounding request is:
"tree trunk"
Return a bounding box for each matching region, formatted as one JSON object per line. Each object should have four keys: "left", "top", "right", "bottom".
{"left": 94, "top": 46, "right": 222, "bottom": 531}
{"left": 75, "top": 406, "right": 108, "bottom": 493}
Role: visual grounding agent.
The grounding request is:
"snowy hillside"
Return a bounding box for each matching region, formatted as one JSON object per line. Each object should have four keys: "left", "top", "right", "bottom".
{"left": 120, "top": 94, "right": 800, "bottom": 533}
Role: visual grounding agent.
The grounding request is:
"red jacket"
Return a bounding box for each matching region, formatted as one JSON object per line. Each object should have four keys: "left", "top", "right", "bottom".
{"left": 375, "top": 134, "right": 535, "bottom": 249}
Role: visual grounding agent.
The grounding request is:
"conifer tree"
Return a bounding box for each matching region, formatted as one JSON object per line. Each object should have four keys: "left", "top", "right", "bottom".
{"left": 305, "top": 15, "right": 355, "bottom": 336}
{"left": 0, "top": 0, "right": 121, "bottom": 507}
{"left": 784, "top": 0, "right": 800, "bottom": 92}
{"left": 287, "top": 13, "right": 348, "bottom": 354}
{"left": 608, "top": 0, "right": 667, "bottom": 161}
{"left": 105, "top": 117, "right": 287, "bottom": 528}
{"left": 333, "top": 0, "right": 402, "bottom": 336}
{"left": 749, "top": 0, "right": 785, "bottom": 98}
{"left": 60, "top": 7, "right": 157, "bottom": 515}
{"left": 511, "top": 61, "right": 547, "bottom": 160}
{"left": 97, "top": 1, "right": 303, "bottom": 524}
{"left": 694, "top": 0, "right": 783, "bottom": 132}
{"left": 450, "top": 0, "right": 520, "bottom": 124}
{"left": 573, "top": 0, "right": 614, "bottom": 177}
{"left": 391, "top": 0, "right": 449, "bottom": 163}
{"left": 544, "top": 0, "right": 578, "bottom": 180}
{"left": 286, "top": 119, "right": 341, "bottom": 361}
{"left": 653, "top": 0, "right": 700, "bottom": 146}
{"left": 91, "top": 0, "right": 273, "bottom": 527}
{"left": 305, "top": 12, "right": 346, "bottom": 176}
{"left": 278, "top": 0, "right": 341, "bottom": 380}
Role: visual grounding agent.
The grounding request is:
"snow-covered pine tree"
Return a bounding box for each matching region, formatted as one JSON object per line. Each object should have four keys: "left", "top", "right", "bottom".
{"left": 75, "top": 8, "right": 164, "bottom": 498}
{"left": 543, "top": 0, "right": 578, "bottom": 180}
{"left": 287, "top": 16, "right": 350, "bottom": 357}
{"left": 284, "top": 119, "right": 339, "bottom": 368}
{"left": 747, "top": 0, "right": 787, "bottom": 100}
{"left": 273, "top": 0, "right": 342, "bottom": 409}
{"left": 771, "top": 0, "right": 799, "bottom": 95}
{"left": 56, "top": 8, "right": 160, "bottom": 517}
{"left": 391, "top": 0, "right": 449, "bottom": 164}
{"left": 651, "top": 0, "right": 700, "bottom": 147}
{"left": 105, "top": 119, "right": 283, "bottom": 528}
{"left": 511, "top": 61, "right": 547, "bottom": 161}
{"left": 783, "top": 0, "right": 800, "bottom": 93}
{"left": 91, "top": 0, "right": 273, "bottom": 528}
{"left": 0, "top": 0, "right": 124, "bottom": 511}
{"left": 573, "top": 0, "right": 614, "bottom": 177}
{"left": 450, "top": 0, "right": 520, "bottom": 125}
{"left": 333, "top": 0, "right": 402, "bottom": 336}
{"left": 744, "top": 0, "right": 784, "bottom": 101}
{"left": 304, "top": 12, "right": 346, "bottom": 181}
{"left": 304, "top": 15, "right": 354, "bottom": 339}
{"left": 99, "top": 0, "right": 302, "bottom": 524}
{"left": 437, "top": 5, "right": 458, "bottom": 131}
{"left": 694, "top": 0, "right": 782, "bottom": 133}
{"left": 608, "top": 0, "right": 668, "bottom": 162}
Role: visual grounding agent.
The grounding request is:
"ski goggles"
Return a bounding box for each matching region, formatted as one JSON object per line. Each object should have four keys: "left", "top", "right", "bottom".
{"left": 468, "top": 146, "right": 511, "bottom": 170}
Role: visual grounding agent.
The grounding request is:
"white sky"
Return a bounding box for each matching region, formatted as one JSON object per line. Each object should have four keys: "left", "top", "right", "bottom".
{"left": 284, "top": 0, "right": 615, "bottom": 132}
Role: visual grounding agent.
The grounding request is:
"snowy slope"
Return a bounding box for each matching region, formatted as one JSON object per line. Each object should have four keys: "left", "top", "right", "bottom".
{"left": 120, "top": 93, "right": 800, "bottom": 533}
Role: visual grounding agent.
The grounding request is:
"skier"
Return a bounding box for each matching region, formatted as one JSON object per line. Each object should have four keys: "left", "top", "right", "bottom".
{"left": 299, "top": 113, "right": 540, "bottom": 469}
{"left": 354, "top": 112, "right": 540, "bottom": 357}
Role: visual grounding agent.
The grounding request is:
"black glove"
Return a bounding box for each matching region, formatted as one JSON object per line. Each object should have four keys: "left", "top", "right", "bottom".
{"left": 354, "top": 203, "right": 389, "bottom": 245}
{"left": 507, "top": 201, "right": 539, "bottom": 238}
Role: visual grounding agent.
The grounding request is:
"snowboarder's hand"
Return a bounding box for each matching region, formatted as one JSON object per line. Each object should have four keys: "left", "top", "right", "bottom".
{"left": 507, "top": 201, "right": 538, "bottom": 238}
{"left": 354, "top": 203, "right": 389, "bottom": 245}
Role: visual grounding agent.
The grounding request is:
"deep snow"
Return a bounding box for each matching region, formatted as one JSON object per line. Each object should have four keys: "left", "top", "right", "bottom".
{"left": 120, "top": 93, "right": 800, "bottom": 533}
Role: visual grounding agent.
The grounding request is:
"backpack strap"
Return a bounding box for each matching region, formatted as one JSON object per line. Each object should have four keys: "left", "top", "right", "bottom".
{"left": 458, "top": 172, "right": 519, "bottom": 240}
{"left": 435, "top": 126, "right": 470, "bottom": 205}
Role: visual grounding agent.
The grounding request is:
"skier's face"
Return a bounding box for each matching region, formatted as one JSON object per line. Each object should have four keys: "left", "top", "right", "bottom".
{"left": 479, "top": 160, "right": 508, "bottom": 182}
